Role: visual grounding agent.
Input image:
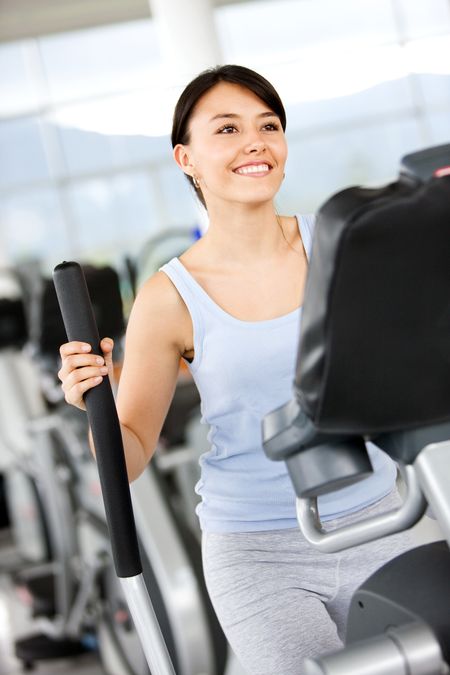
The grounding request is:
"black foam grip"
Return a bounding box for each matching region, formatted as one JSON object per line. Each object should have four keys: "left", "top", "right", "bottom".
{"left": 53, "top": 261, "right": 142, "bottom": 578}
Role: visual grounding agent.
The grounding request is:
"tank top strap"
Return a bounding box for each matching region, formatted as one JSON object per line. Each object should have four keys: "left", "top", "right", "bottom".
{"left": 159, "top": 258, "right": 205, "bottom": 372}
{"left": 297, "top": 213, "right": 315, "bottom": 260}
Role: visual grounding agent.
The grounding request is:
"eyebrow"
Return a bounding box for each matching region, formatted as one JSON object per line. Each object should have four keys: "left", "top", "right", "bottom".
{"left": 208, "top": 111, "right": 279, "bottom": 123}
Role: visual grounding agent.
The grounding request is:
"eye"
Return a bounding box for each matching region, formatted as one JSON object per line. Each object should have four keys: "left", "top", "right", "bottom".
{"left": 217, "top": 124, "right": 238, "bottom": 134}
{"left": 262, "top": 122, "right": 280, "bottom": 131}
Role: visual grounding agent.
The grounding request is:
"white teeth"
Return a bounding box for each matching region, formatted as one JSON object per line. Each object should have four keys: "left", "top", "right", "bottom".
{"left": 235, "top": 164, "right": 270, "bottom": 175}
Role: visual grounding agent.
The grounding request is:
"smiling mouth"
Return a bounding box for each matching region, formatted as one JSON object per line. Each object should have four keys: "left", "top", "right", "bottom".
{"left": 233, "top": 163, "right": 272, "bottom": 176}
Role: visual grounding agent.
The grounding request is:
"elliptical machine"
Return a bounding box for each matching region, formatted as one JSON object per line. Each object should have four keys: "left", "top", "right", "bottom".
{"left": 262, "top": 143, "right": 450, "bottom": 674}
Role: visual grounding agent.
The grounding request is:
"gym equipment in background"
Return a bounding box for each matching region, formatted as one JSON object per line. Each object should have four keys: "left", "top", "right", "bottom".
{"left": 0, "top": 260, "right": 224, "bottom": 674}
{"left": 0, "top": 269, "right": 52, "bottom": 572}
{"left": 3, "top": 266, "right": 126, "bottom": 666}
{"left": 134, "top": 226, "right": 202, "bottom": 291}
{"left": 263, "top": 143, "right": 450, "bottom": 674}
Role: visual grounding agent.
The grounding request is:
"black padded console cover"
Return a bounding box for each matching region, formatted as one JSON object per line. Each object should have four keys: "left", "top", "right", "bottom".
{"left": 295, "top": 171, "right": 450, "bottom": 434}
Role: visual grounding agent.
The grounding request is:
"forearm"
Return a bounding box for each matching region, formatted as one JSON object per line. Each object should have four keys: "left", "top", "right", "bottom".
{"left": 88, "top": 422, "right": 154, "bottom": 483}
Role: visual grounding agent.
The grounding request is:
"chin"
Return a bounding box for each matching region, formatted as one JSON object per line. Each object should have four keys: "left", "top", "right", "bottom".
{"left": 208, "top": 181, "right": 280, "bottom": 207}
{"left": 239, "top": 187, "right": 279, "bottom": 204}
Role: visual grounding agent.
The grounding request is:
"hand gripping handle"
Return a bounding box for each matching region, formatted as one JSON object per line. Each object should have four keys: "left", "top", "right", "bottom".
{"left": 53, "top": 261, "right": 141, "bottom": 578}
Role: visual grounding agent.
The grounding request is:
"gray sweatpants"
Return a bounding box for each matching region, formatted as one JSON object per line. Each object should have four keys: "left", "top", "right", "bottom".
{"left": 202, "top": 490, "right": 416, "bottom": 675}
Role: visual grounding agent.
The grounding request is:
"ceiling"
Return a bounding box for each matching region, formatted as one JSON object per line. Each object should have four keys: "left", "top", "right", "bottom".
{"left": 0, "top": 0, "right": 258, "bottom": 43}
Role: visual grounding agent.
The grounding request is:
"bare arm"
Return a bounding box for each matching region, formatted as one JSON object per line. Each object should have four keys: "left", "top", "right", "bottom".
{"left": 114, "top": 272, "right": 188, "bottom": 480}
{"left": 59, "top": 271, "right": 191, "bottom": 482}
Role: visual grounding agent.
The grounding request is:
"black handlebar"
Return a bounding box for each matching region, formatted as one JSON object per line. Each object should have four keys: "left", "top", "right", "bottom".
{"left": 53, "top": 261, "right": 141, "bottom": 578}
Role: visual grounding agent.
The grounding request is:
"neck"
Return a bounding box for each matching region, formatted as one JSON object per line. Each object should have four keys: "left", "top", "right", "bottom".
{"left": 201, "top": 201, "right": 285, "bottom": 265}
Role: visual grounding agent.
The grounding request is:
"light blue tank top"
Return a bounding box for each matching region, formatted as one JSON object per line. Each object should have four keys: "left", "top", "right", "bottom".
{"left": 160, "top": 215, "right": 396, "bottom": 533}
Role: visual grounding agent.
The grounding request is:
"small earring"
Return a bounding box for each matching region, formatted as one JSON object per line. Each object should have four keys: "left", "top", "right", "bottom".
{"left": 283, "top": 172, "right": 286, "bottom": 180}
{"left": 193, "top": 176, "right": 200, "bottom": 189}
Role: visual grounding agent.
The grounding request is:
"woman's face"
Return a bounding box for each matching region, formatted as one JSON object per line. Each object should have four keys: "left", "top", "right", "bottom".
{"left": 174, "top": 81, "right": 288, "bottom": 209}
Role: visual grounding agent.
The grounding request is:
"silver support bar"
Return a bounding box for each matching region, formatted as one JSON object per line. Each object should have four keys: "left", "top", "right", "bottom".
{"left": 296, "top": 464, "right": 426, "bottom": 552}
{"left": 415, "top": 440, "right": 450, "bottom": 548}
{"left": 303, "top": 622, "right": 446, "bottom": 675}
{"left": 30, "top": 419, "right": 78, "bottom": 624}
{"left": 65, "top": 560, "right": 103, "bottom": 638}
{"left": 120, "top": 574, "right": 176, "bottom": 675}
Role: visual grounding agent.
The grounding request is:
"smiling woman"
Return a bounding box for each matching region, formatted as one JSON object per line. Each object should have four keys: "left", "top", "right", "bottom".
{"left": 173, "top": 80, "right": 287, "bottom": 222}
{"left": 171, "top": 64, "right": 286, "bottom": 208}
{"left": 58, "top": 64, "right": 413, "bottom": 675}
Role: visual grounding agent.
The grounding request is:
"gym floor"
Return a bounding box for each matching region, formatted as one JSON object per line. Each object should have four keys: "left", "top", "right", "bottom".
{"left": 0, "top": 530, "right": 245, "bottom": 675}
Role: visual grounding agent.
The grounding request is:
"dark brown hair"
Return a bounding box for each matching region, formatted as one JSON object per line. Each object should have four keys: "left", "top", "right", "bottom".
{"left": 171, "top": 64, "right": 287, "bottom": 208}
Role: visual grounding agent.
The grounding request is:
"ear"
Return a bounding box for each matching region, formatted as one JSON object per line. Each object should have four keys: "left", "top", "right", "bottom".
{"left": 173, "top": 144, "right": 195, "bottom": 177}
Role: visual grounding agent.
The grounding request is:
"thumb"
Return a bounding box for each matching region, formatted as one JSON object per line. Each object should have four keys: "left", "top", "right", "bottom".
{"left": 100, "top": 337, "right": 114, "bottom": 369}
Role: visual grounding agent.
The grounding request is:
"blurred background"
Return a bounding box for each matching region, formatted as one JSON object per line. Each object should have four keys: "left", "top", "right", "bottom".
{"left": 1, "top": 0, "right": 449, "bottom": 274}
{"left": 0, "top": 2, "right": 448, "bottom": 674}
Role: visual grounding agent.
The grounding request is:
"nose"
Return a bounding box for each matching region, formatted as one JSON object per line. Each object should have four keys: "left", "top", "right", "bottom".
{"left": 245, "top": 138, "right": 266, "bottom": 154}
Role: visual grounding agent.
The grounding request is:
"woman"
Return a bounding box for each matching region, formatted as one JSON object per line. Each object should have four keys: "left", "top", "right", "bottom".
{"left": 59, "top": 65, "right": 414, "bottom": 675}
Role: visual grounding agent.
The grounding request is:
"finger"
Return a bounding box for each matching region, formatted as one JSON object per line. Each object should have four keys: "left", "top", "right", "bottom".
{"left": 64, "top": 375, "right": 105, "bottom": 406}
{"left": 100, "top": 337, "right": 114, "bottom": 352}
{"left": 58, "top": 353, "right": 106, "bottom": 381}
{"left": 100, "top": 338, "right": 114, "bottom": 373}
{"left": 62, "top": 365, "right": 108, "bottom": 391}
{"left": 60, "top": 341, "right": 92, "bottom": 358}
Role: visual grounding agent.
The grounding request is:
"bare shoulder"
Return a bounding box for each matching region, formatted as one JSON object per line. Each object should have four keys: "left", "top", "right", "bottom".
{"left": 127, "top": 270, "right": 192, "bottom": 355}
